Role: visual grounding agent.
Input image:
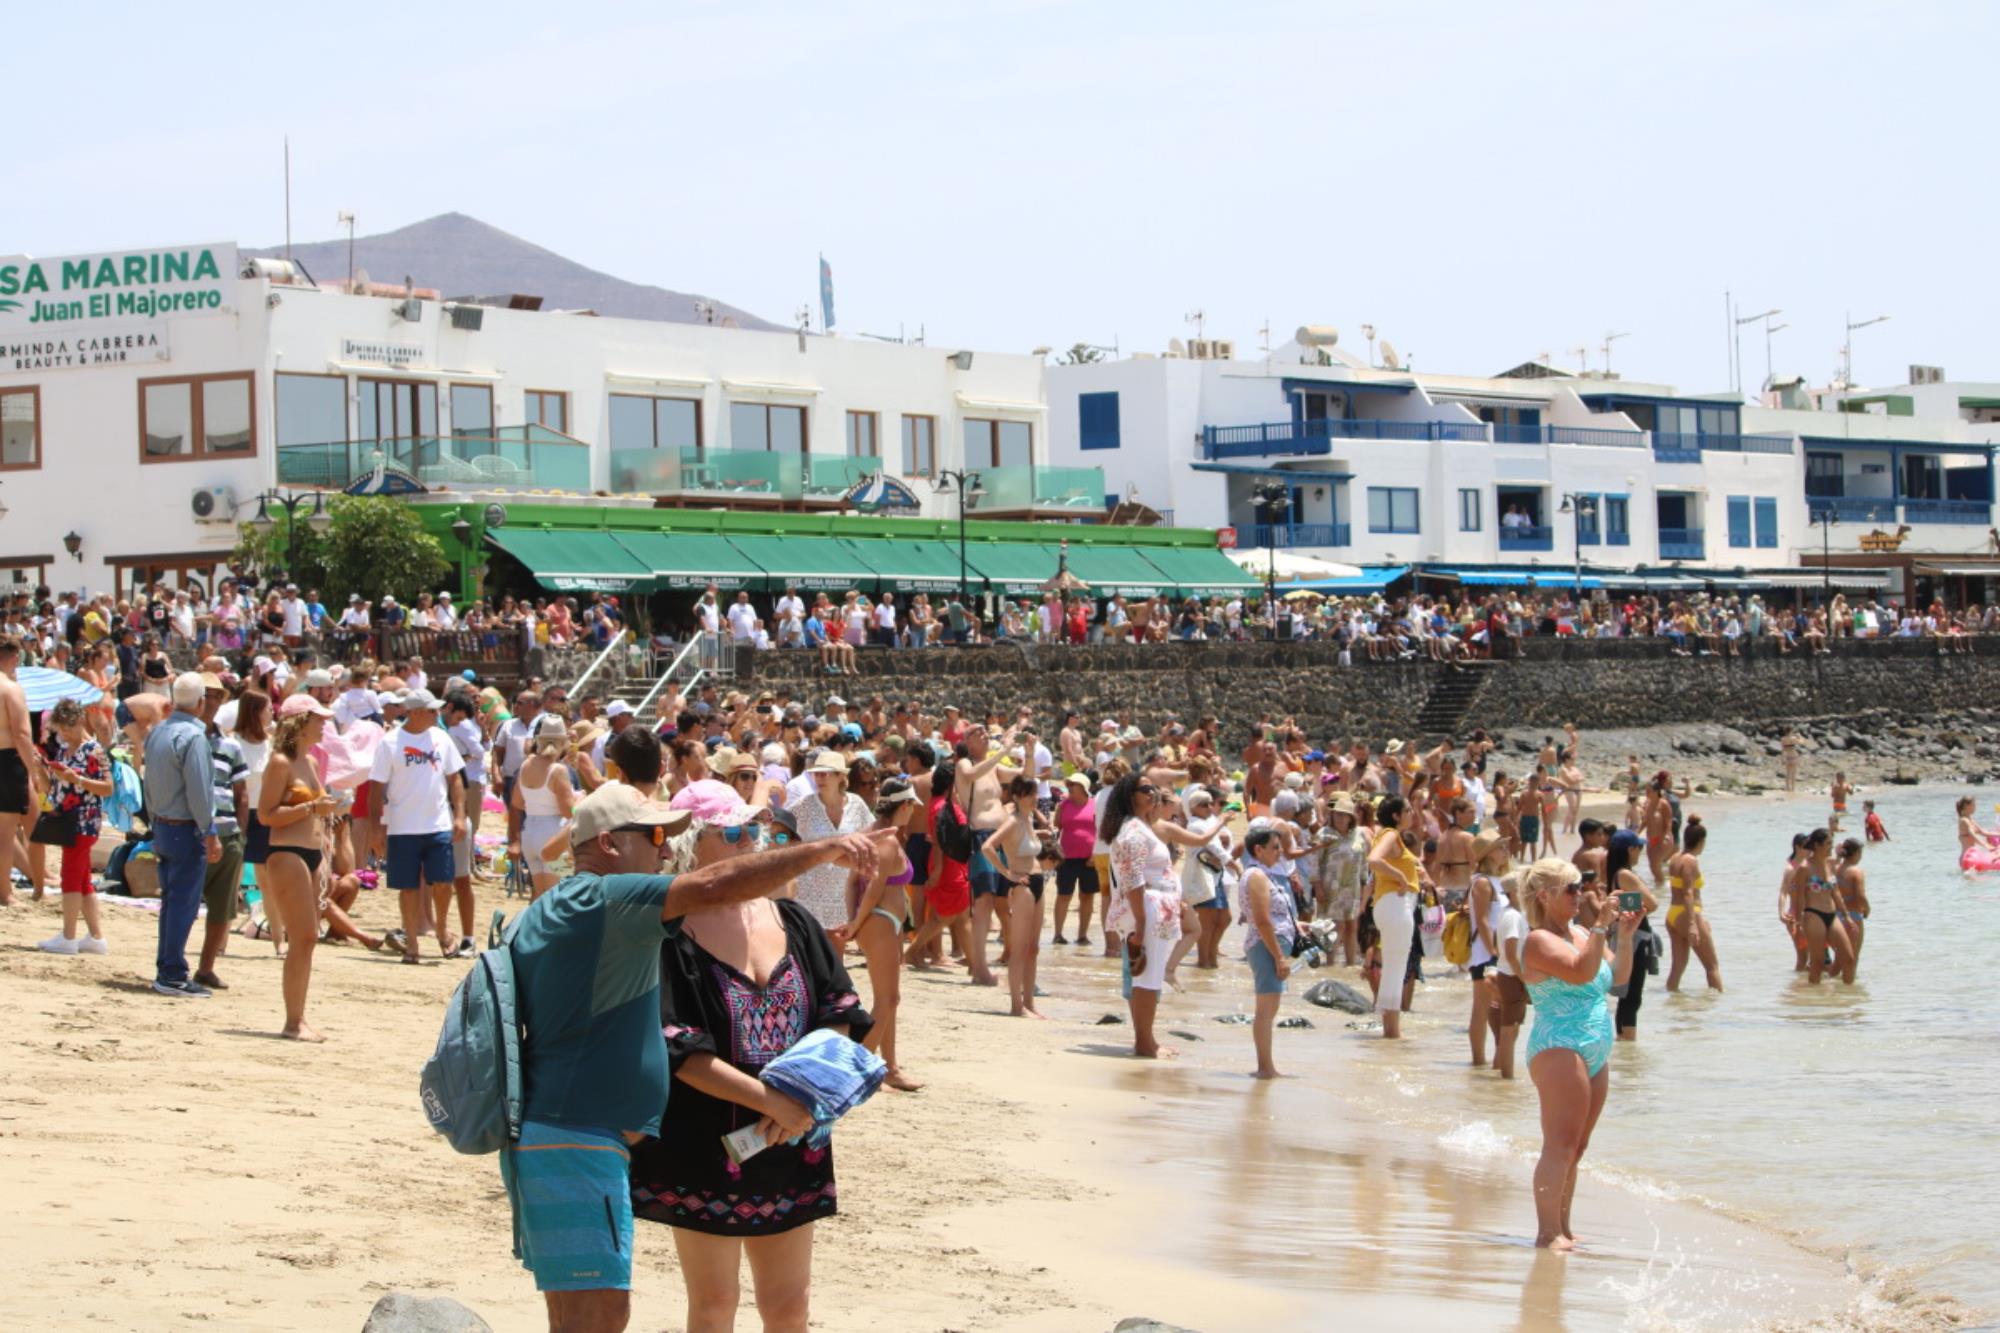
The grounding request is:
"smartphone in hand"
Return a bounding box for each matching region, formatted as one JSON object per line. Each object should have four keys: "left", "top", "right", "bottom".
{"left": 1617, "top": 890, "right": 1644, "bottom": 913}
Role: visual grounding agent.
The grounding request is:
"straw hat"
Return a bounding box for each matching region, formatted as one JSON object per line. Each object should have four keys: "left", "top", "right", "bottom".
{"left": 809, "top": 751, "right": 849, "bottom": 774}
{"left": 1472, "top": 829, "right": 1507, "bottom": 866}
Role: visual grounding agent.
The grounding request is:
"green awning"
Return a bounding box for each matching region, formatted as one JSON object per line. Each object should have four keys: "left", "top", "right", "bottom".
{"left": 612, "top": 531, "right": 765, "bottom": 591}
{"left": 484, "top": 528, "right": 655, "bottom": 594}
{"left": 839, "top": 538, "right": 968, "bottom": 594}
{"left": 962, "top": 542, "right": 1066, "bottom": 596}
{"left": 723, "top": 534, "right": 879, "bottom": 593}
{"left": 1061, "top": 544, "right": 1171, "bottom": 598}
{"left": 1137, "top": 546, "right": 1265, "bottom": 596}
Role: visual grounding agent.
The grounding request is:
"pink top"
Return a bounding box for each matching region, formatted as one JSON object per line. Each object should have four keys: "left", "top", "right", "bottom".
{"left": 1057, "top": 795, "right": 1097, "bottom": 859}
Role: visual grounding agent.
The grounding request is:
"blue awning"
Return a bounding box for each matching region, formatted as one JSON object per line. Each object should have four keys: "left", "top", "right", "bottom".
{"left": 1283, "top": 564, "right": 1410, "bottom": 593}
{"left": 1281, "top": 376, "right": 1417, "bottom": 397}
{"left": 1425, "top": 566, "right": 1604, "bottom": 589}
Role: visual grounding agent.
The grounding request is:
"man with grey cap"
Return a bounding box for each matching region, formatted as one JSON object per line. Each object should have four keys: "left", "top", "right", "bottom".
{"left": 497, "top": 781, "right": 896, "bottom": 1327}
{"left": 368, "top": 686, "right": 468, "bottom": 961}
{"left": 144, "top": 672, "right": 222, "bottom": 997}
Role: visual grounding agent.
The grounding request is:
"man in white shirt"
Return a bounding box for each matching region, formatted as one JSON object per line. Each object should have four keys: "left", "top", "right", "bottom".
{"left": 585, "top": 700, "right": 634, "bottom": 785}
{"left": 496, "top": 688, "right": 540, "bottom": 853}
{"left": 873, "top": 593, "right": 897, "bottom": 647}
{"left": 368, "top": 687, "right": 468, "bottom": 962}
{"left": 280, "top": 585, "right": 305, "bottom": 644}
{"left": 433, "top": 591, "right": 459, "bottom": 631}
{"left": 725, "top": 591, "right": 758, "bottom": 644}
{"left": 404, "top": 655, "right": 429, "bottom": 694}
{"left": 774, "top": 585, "right": 805, "bottom": 628}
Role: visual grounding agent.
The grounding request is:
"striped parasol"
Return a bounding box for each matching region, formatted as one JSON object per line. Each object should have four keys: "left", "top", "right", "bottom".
{"left": 18, "top": 666, "right": 104, "bottom": 712}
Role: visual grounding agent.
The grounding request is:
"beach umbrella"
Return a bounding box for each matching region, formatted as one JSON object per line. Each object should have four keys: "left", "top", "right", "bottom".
{"left": 18, "top": 666, "right": 103, "bottom": 712}
{"left": 1040, "top": 540, "right": 1092, "bottom": 595}
{"left": 1282, "top": 588, "right": 1325, "bottom": 602}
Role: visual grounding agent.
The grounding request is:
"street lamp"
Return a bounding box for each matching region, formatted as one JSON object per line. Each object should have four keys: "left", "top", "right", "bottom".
{"left": 934, "top": 468, "right": 986, "bottom": 612}
{"left": 1558, "top": 492, "right": 1598, "bottom": 596}
{"left": 247, "top": 488, "right": 332, "bottom": 585}
{"left": 1808, "top": 503, "right": 1838, "bottom": 603}
{"left": 1251, "top": 481, "right": 1291, "bottom": 640}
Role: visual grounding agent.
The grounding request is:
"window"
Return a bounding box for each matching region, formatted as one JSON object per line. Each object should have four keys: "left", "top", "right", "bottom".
{"left": 1904, "top": 454, "right": 1942, "bottom": 501}
{"left": 524, "top": 390, "right": 568, "bottom": 434}
{"left": 139, "top": 372, "right": 255, "bottom": 462}
{"left": 1754, "top": 496, "right": 1778, "bottom": 548}
{"left": 0, "top": 386, "right": 39, "bottom": 469}
{"left": 359, "top": 378, "right": 437, "bottom": 441}
{"left": 1576, "top": 494, "right": 1601, "bottom": 544}
{"left": 1697, "top": 405, "right": 1739, "bottom": 438}
{"left": 1603, "top": 494, "right": 1629, "bottom": 544}
{"left": 963, "top": 418, "right": 1032, "bottom": 467}
{"left": 1368, "top": 486, "right": 1419, "bottom": 534}
{"left": 1079, "top": 392, "right": 1121, "bottom": 451}
{"left": 901, "top": 415, "right": 936, "bottom": 476}
{"left": 608, "top": 394, "right": 701, "bottom": 451}
{"left": 1458, "top": 488, "right": 1480, "bottom": 531}
{"left": 845, "top": 410, "right": 879, "bottom": 458}
{"left": 1805, "top": 451, "right": 1844, "bottom": 497}
{"left": 729, "top": 402, "right": 807, "bottom": 452}
{"left": 1727, "top": 495, "right": 1752, "bottom": 548}
{"left": 451, "top": 383, "right": 494, "bottom": 437}
{"left": 275, "top": 373, "right": 346, "bottom": 447}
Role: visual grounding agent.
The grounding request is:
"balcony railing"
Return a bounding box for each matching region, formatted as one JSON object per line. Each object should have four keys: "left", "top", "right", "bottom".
{"left": 1494, "top": 424, "right": 1648, "bottom": 448}
{"left": 609, "top": 446, "right": 800, "bottom": 501}
{"left": 1248, "top": 522, "right": 1351, "bottom": 548}
{"left": 973, "top": 464, "right": 1106, "bottom": 516}
{"left": 1702, "top": 433, "right": 1796, "bottom": 455}
{"left": 804, "top": 455, "right": 880, "bottom": 502}
{"left": 1652, "top": 433, "right": 1705, "bottom": 463}
{"left": 1807, "top": 496, "right": 1897, "bottom": 523}
{"left": 277, "top": 426, "right": 590, "bottom": 491}
{"left": 1659, "top": 527, "right": 1706, "bottom": 559}
{"left": 1498, "top": 524, "right": 1554, "bottom": 551}
{"left": 1202, "top": 417, "right": 1486, "bottom": 457}
{"left": 1902, "top": 498, "right": 1991, "bottom": 524}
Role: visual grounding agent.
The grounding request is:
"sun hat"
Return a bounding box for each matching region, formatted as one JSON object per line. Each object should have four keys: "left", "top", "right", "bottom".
{"left": 1063, "top": 772, "right": 1093, "bottom": 794}
{"left": 302, "top": 668, "right": 336, "bottom": 689}
{"left": 573, "top": 783, "right": 692, "bottom": 843}
{"left": 810, "top": 751, "right": 849, "bottom": 774}
{"left": 1472, "top": 829, "right": 1507, "bottom": 865}
{"left": 668, "top": 777, "right": 740, "bottom": 815}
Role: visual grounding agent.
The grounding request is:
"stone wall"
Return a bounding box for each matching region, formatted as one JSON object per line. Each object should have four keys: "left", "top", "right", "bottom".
{"left": 739, "top": 637, "right": 2000, "bottom": 739}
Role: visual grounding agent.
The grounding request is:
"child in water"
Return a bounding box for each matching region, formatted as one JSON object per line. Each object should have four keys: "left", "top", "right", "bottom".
{"left": 1863, "top": 800, "right": 1888, "bottom": 842}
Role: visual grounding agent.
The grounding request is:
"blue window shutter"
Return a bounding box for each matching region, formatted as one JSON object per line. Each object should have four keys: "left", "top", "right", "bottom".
{"left": 1727, "top": 496, "right": 1751, "bottom": 548}
{"left": 1754, "top": 496, "right": 1777, "bottom": 548}
{"left": 1078, "top": 392, "right": 1120, "bottom": 451}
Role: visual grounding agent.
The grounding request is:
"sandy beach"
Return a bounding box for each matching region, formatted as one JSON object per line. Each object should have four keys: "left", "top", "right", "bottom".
{"left": 0, "top": 806, "right": 1930, "bottom": 1333}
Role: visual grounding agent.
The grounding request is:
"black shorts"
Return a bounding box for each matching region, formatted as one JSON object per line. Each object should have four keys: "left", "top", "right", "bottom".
{"left": 243, "top": 812, "right": 272, "bottom": 865}
{"left": 1056, "top": 856, "right": 1098, "bottom": 896}
{"left": 0, "top": 749, "right": 29, "bottom": 815}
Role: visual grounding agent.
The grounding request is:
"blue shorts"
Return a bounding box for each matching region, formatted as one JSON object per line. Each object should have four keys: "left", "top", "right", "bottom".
{"left": 1246, "top": 937, "right": 1287, "bottom": 995}
{"left": 499, "top": 1121, "right": 634, "bottom": 1293}
{"left": 969, "top": 828, "right": 1004, "bottom": 899}
{"left": 386, "top": 830, "right": 455, "bottom": 890}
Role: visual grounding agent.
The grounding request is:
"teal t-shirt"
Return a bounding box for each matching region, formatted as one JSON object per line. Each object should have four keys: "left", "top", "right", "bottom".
{"left": 513, "top": 872, "right": 673, "bottom": 1137}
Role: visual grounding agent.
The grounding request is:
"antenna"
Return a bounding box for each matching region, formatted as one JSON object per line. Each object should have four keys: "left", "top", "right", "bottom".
{"left": 1569, "top": 345, "right": 1589, "bottom": 373}
{"left": 337, "top": 210, "right": 357, "bottom": 291}
{"left": 1379, "top": 340, "right": 1403, "bottom": 371}
{"left": 1601, "top": 330, "right": 1631, "bottom": 375}
{"left": 795, "top": 304, "right": 811, "bottom": 353}
{"left": 1184, "top": 309, "right": 1206, "bottom": 342}
{"left": 283, "top": 136, "right": 292, "bottom": 262}
{"left": 1257, "top": 320, "right": 1271, "bottom": 354}
{"left": 1361, "top": 323, "right": 1377, "bottom": 367}
{"left": 1536, "top": 350, "right": 1552, "bottom": 366}
{"left": 1841, "top": 311, "right": 1891, "bottom": 387}
{"left": 692, "top": 300, "right": 716, "bottom": 325}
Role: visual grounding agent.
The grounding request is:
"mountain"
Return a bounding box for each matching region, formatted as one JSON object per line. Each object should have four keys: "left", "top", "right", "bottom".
{"left": 246, "top": 212, "right": 781, "bottom": 331}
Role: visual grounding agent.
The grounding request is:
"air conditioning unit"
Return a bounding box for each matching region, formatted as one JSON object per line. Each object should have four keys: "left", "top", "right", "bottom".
{"left": 448, "top": 304, "right": 484, "bottom": 332}
{"left": 1210, "top": 339, "right": 1235, "bottom": 360}
{"left": 1187, "top": 339, "right": 1213, "bottom": 360}
{"left": 1909, "top": 363, "right": 1944, "bottom": 385}
{"left": 396, "top": 297, "right": 424, "bottom": 322}
{"left": 191, "top": 485, "right": 237, "bottom": 524}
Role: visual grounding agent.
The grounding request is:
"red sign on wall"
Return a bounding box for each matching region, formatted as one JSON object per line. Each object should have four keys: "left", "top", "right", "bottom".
{"left": 1216, "top": 526, "right": 1238, "bottom": 549}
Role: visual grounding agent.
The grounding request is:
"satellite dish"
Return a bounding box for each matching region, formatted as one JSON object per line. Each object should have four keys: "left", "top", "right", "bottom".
{"left": 1379, "top": 340, "right": 1403, "bottom": 370}
{"left": 1168, "top": 338, "right": 1187, "bottom": 357}
{"left": 353, "top": 266, "right": 371, "bottom": 294}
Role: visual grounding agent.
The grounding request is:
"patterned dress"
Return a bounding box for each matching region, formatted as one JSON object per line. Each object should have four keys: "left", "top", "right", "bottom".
{"left": 629, "top": 899, "right": 873, "bottom": 1236}
{"left": 786, "top": 792, "right": 873, "bottom": 929}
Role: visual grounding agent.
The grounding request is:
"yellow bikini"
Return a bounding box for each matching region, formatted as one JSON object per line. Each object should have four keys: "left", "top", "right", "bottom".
{"left": 1667, "top": 873, "right": 1705, "bottom": 928}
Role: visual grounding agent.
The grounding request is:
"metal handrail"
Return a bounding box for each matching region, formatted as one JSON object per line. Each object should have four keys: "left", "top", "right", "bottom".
{"left": 570, "top": 627, "right": 630, "bottom": 695}
{"left": 635, "top": 636, "right": 703, "bottom": 718}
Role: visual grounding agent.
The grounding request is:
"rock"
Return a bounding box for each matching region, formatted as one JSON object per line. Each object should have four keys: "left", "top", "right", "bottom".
{"left": 361, "top": 1295, "right": 493, "bottom": 1333}
{"left": 1825, "top": 735, "right": 1847, "bottom": 750}
{"left": 1115, "top": 1320, "right": 1203, "bottom": 1333}
{"left": 1276, "top": 1015, "right": 1314, "bottom": 1030}
{"left": 1095, "top": 1013, "right": 1124, "bottom": 1026}
{"left": 1304, "top": 979, "right": 1373, "bottom": 1014}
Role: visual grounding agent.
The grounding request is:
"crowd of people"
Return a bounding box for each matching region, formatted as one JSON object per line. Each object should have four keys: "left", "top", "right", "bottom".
{"left": 4, "top": 568, "right": 1909, "bottom": 1330}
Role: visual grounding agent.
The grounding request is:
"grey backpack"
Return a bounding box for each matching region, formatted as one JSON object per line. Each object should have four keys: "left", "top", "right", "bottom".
{"left": 419, "top": 913, "right": 524, "bottom": 1154}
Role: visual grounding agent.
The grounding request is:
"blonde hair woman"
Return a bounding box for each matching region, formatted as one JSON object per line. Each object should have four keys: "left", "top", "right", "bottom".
{"left": 258, "top": 694, "right": 342, "bottom": 1042}
{"left": 512, "top": 714, "right": 575, "bottom": 899}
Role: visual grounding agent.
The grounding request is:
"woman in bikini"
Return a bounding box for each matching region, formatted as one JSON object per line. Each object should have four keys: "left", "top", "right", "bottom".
{"left": 1955, "top": 795, "right": 2000, "bottom": 871}
{"left": 1790, "top": 827, "right": 1855, "bottom": 985}
{"left": 1664, "top": 816, "right": 1722, "bottom": 992}
{"left": 987, "top": 774, "right": 1051, "bottom": 1019}
{"left": 258, "top": 694, "right": 342, "bottom": 1042}
{"left": 1779, "top": 832, "right": 1808, "bottom": 971}
{"left": 1558, "top": 757, "right": 1586, "bottom": 836}
{"left": 834, "top": 777, "right": 924, "bottom": 1091}
{"left": 1835, "top": 837, "right": 1871, "bottom": 972}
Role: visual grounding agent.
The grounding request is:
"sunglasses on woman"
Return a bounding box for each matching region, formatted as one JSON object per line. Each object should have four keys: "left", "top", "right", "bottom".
{"left": 710, "top": 824, "right": 766, "bottom": 846}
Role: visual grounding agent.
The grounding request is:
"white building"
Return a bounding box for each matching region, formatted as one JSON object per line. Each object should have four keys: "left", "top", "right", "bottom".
{"left": 1047, "top": 335, "right": 2000, "bottom": 596}
{"left": 0, "top": 240, "right": 1075, "bottom": 598}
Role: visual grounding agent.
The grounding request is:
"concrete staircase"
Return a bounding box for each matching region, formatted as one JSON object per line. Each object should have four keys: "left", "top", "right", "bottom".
{"left": 1415, "top": 660, "right": 1499, "bottom": 740}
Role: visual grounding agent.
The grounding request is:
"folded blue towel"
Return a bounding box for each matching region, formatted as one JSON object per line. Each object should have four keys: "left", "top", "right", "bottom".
{"left": 759, "top": 1029, "right": 888, "bottom": 1148}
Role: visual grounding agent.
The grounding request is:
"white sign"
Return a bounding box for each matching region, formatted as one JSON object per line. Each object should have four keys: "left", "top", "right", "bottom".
{"left": 0, "top": 322, "right": 169, "bottom": 373}
{"left": 0, "top": 243, "right": 234, "bottom": 334}
{"left": 341, "top": 339, "right": 426, "bottom": 368}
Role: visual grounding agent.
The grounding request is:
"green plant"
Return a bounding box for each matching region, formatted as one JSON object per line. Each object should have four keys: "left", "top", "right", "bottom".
{"left": 232, "top": 496, "right": 447, "bottom": 604}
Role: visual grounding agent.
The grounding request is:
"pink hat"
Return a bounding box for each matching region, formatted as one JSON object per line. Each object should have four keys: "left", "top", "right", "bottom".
{"left": 667, "top": 778, "right": 757, "bottom": 825}
{"left": 279, "top": 693, "right": 334, "bottom": 718}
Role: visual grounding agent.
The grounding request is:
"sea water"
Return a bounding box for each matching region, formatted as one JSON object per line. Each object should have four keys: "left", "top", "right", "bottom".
{"left": 1033, "top": 786, "right": 1995, "bottom": 1329}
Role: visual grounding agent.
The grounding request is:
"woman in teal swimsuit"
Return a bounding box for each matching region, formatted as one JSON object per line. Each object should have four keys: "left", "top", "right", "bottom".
{"left": 1521, "top": 855, "right": 1640, "bottom": 1251}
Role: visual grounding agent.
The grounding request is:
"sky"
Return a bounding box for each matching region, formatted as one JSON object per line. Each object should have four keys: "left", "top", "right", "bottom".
{"left": 13, "top": 0, "right": 1994, "bottom": 394}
